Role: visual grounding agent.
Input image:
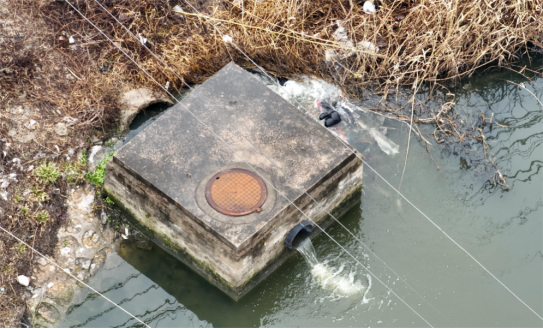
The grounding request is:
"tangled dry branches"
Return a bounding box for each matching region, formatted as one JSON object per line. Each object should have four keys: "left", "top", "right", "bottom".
{"left": 19, "top": 0, "right": 542, "bottom": 92}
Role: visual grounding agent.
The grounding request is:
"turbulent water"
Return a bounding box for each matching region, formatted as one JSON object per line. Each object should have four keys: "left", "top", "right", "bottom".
{"left": 297, "top": 239, "right": 367, "bottom": 297}
{"left": 61, "top": 55, "right": 542, "bottom": 328}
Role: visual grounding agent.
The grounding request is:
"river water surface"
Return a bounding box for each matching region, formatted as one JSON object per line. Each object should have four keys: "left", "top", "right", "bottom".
{"left": 62, "top": 55, "right": 542, "bottom": 327}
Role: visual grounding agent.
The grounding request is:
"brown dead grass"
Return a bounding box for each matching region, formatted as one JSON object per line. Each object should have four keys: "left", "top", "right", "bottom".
{"left": 0, "top": 0, "right": 542, "bottom": 326}
{"left": 22, "top": 0, "right": 542, "bottom": 92}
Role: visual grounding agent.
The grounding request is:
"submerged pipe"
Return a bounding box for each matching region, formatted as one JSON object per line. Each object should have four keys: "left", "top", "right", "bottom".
{"left": 284, "top": 220, "right": 314, "bottom": 250}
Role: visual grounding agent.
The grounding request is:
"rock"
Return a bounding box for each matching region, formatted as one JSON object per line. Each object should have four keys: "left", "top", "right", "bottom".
{"left": 76, "top": 257, "right": 92, "bottom": 270}
{"left": 134, "top": 231, "right": 153, "bottom": 250}
{"left": 55, "top": 236, "right": 78, "bottom": 269}
{"left": 35, "top": 302, "right": 61, "bottom": 324}
{"left": 77, "top": 194, "right": 95, "bottom": 213}
{"left": 71, "top": 263, "right": 91, "bottom": 284}
{"left": 17, "top": 275, "right": 30, "bottom": 286}
{"left": 82, "top": 230, "right": 101, "bottom": 249}
{"left": 46, "top": 282, "right": 74, "bottom": 306}
{"left": 118, "top": 88, "right": 173, "bottom": 133}
{"left": 7, "top": 129, "right": 16, "bottom": 137}
{"left": 54, "top": 122, "right": 68, "bottom": 136}
{"left": 36, "top": 257, "right": 48, "bottom": 266}
{"left": 89, "top": 249, "right": 107, "bottom": 276}
{"left": 75, "top": 269, "right": 90, "bottom": 282}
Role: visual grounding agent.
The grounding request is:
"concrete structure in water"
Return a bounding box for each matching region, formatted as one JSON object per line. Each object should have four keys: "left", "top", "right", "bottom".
{"left": 104, "top": 63, "right": 363, "bottom": 300}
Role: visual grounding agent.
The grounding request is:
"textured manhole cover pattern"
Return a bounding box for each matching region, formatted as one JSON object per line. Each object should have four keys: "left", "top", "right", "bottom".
{"left": 205, "top": 169, "right": 267, "bottom": 216}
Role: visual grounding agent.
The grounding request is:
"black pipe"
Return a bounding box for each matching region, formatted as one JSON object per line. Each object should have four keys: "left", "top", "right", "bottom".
{"left": 284, "top": 220, "right": 314, "bottom": 250}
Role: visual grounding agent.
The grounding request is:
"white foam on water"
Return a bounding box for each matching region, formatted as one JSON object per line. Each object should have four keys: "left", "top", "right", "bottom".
{"left": 255, "top": 73, "right": 401, "bottom": 158}
{"left": 270, "top": 78, "right": 342, "bottom": 108}
{"left": 253, "top": 74, "right": 342, "bottom": 109}
{"left": 311, "top": 263, "right": 365, "bottom": 296}
{"left": 297, "top": 239, "right": 367, "bottom": 298}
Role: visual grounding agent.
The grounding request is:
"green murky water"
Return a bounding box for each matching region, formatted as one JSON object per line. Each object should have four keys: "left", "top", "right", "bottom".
{"left": 62, "top": 55, "right": 542, "bottom": 327}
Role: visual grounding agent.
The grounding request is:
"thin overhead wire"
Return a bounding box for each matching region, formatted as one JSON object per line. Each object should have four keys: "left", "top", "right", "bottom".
{"left": 0, "top": 225, "right": 150, "bottom": 328}
{"left": 229, "top": 124, "right": 451, "bottom": 324}
{"left": 92, "top": 4, "right": 442, "bottom": 323}
{"left": 64, "top": 1, "right": 433, "bottom": 326}
{"left": 178, "top": 0, "right": 543, "bottom": 322}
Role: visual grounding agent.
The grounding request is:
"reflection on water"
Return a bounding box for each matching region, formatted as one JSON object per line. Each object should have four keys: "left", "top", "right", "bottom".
{"left": 62, "top": 55, "right": 542, "bottom": 327}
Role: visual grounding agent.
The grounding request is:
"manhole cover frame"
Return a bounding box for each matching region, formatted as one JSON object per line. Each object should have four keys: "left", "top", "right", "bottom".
{"left": 204, "top": 168, "right": 268, "bottom": 217}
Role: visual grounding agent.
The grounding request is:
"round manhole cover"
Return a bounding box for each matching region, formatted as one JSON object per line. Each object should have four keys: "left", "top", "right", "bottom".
{"left": 205, "top": 169, "right": 268, "bottom": 216}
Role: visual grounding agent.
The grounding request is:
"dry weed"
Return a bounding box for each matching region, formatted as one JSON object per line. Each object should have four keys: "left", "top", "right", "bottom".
{"left": 23, "top": 0, "right": 542, "bottom": 91}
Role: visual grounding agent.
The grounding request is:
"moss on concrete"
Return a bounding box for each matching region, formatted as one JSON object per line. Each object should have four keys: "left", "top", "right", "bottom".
{"left": 105, "top": 161, "right": 363, "bottom": 301}
{"left": 105, "top": 187, "right": 237, "bottom": 295}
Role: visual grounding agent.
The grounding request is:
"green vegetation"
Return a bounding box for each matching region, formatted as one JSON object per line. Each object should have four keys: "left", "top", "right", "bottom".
{"left": 85, "top": 151, "right": 113, "bottom": 186}
{"left": 80, "top": 150, "right": 87, "bottom": 164}
{"left": 19, "top": 205, "right": 30, "bottom": 216}
{"left": 105, "top": 196, "right": 114, "bottom": 205}
{"left": 63, "top": 164, "right": 84, "bottom": 183}
{"left": 31, "top": 189, "right": 49, "bottom": 202}
{"left": 17, "top": 243, "right": 26, "bottom": 254}
{"left": 1, "top": 264, "right": 14, "bottom": 276}
{"left": 34, "top": 163, "right": 60, "bottom": 185}
{"left": 35, "top": 210, "right": 49, "bottom": 224}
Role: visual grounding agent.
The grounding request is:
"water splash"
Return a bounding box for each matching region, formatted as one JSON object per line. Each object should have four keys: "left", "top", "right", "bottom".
{"left": 255, "top": 74, "right": 400, "bottom": 156}
{"left": 297, "top": 239, "right": 366, "bottom": 297}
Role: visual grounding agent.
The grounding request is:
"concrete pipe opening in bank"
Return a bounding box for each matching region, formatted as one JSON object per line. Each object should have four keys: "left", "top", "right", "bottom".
{"left": 284, "top": 220, "right": 314, "bottom": 250}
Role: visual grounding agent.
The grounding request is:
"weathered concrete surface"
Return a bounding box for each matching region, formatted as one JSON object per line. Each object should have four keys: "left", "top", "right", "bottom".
{"left": 25, "top": 185, "right": 117, "bottom": 327}
{"left": 118, "top": 88, "right": 173, "bottom": 133}
{"left": 105, "top": 62, "right": 363, "bottom": 300}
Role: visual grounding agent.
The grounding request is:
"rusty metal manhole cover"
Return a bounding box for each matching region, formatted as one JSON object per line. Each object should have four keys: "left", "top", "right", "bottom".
{"left": 205, "top": 168, "right": 268, "bottom": 216}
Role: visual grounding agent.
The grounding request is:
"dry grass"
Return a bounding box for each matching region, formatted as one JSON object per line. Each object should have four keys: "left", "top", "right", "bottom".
{"left": 0, "top": 0, "right": 542, "bottom": 325}
{"left": 20, "top": 0, "right": 542, "bottom": 92}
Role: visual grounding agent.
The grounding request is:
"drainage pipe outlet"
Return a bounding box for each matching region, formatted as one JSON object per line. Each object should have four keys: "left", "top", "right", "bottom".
{"left": 284, "top": 220, "right": 314, "bottom": 250}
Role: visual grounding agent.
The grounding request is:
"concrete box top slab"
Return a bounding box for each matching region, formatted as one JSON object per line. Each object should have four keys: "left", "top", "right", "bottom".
{"left": 113, "top": 62, "right": 351, "bottom": 252}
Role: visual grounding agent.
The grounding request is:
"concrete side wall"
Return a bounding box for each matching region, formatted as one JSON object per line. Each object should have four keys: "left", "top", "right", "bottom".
{"left": 104, "top": 155, "right": 363, "bottom": 300}
{"left": 233, "top": 156, "right": 363, "bottom": 299}
{"left": 105, "top": 159, "right": 244, "bottom": 294}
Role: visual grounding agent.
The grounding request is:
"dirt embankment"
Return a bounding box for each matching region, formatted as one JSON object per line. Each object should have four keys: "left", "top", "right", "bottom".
{"left": 1, "top": 0, "right": 542, "bottom": 326}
